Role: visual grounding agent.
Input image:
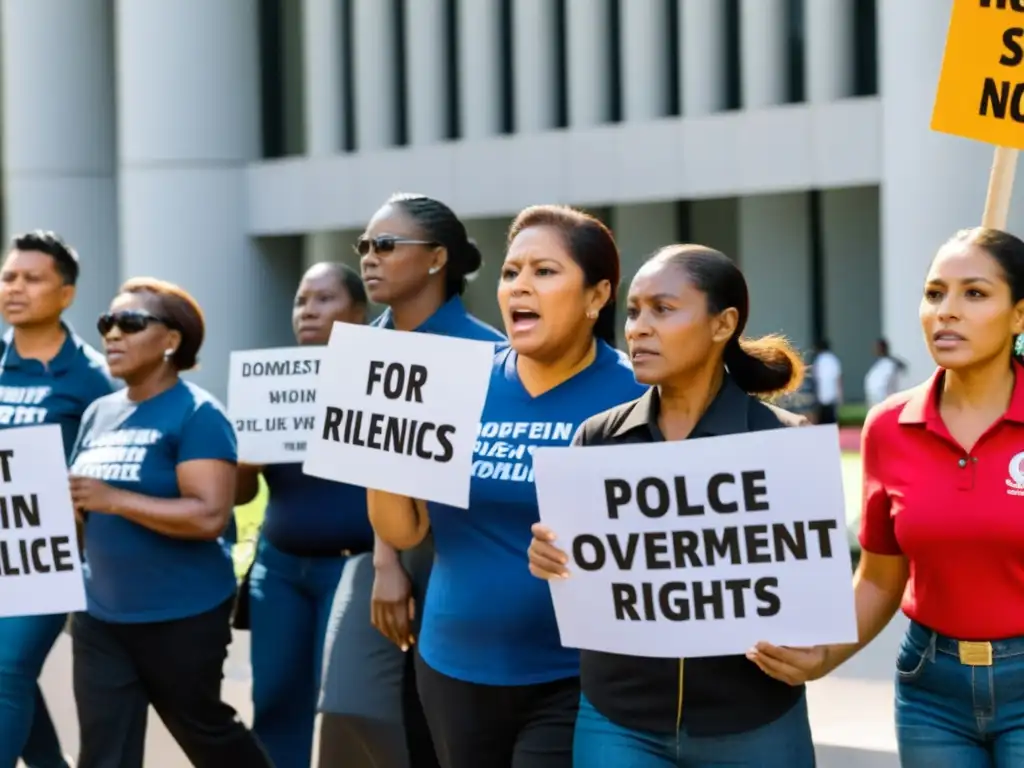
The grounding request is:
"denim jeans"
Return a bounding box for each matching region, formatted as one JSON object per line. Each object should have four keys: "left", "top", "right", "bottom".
{"left": 573, "top": 692, "right": 814, "bottom": 768}
{"left": 249, "top": 537, "right": 347, "bottom": 768}
{"left": 0, "top": 613, "right": 69, "bottom": 768}
{"left": 896, "top": 620, "right": 1024, "bottom": 767}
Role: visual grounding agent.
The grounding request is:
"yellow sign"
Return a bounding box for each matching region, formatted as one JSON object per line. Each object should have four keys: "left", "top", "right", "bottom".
{"left": 932, "top": 0, "right": 1024, "bottom": 150}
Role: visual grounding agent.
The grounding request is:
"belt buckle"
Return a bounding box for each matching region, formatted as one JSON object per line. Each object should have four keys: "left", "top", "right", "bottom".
{"left": 958, "top": 641, "right": 993, "bottom": 667}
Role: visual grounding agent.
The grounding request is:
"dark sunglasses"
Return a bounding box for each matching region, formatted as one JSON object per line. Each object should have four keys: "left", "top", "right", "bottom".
{"left": 97, "top": 310, "right": 174, "bottom": 337}
{"left": 354, "top": 235, "right": 439, "bottom": 257}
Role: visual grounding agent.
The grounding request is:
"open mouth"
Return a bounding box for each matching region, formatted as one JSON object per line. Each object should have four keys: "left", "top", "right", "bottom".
{"left": 510, "top": 309, "right": 540, "bottom": 332}
{"left": 933, "top": 331, "right": 966, "bottom": 348}
{"left": 631, "top": 348, "right": 659, "bottom": 361}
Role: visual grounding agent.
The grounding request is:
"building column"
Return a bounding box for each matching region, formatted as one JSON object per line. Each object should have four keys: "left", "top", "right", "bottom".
{"left": 459, "top": 0, "right": 503, "bottom": 139}
{"left": 513, "top": 0, "right": 558, "bottom": 132}
{"left": 878, "top": 0, "right": 1013, "bottom": 385}
{"left": 406, "top": 0, "right": 447, "bottom": 145}
{"left": 303, "top": 0, "right": 346, "bottom": 155}
{"left": 115, "top": 0, "right": 292, "bottom": 397}
{"left": 621, "top": 0, "right": 670, "bottom": 121}
{"left": 805, "top": 0, "right": 854, "bottom": 103}
{"left": 740, "top": 0, "right": 788, "bottom": 109}
{"left": 1, "top": 0, "right": 119, "bottom": 341}
{"left": 352, "top": 0, "right": 397, "bottom": 150}
{"left": 681, "top": 0, "right": 727, "bottom": 116}
{"left": 566, "top": 0, "right": 612, "bottom": 127}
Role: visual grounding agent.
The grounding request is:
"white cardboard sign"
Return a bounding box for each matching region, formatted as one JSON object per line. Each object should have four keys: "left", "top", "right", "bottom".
{"left": 227, "top": 347, "right": 323, "bottom": 464}
{"left": 302, "top": 323, "right": 495, "bottom": 508}
{"left": 0, "top": 424, "right": 86, "bottom": 617}
{"left": 533, "top": 425, "right": 857, "bottom": 659}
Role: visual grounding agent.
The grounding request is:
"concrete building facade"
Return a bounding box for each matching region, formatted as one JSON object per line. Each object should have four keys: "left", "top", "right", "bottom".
{"left": 0, "top": 0, "right": 1012, "bottom": 398}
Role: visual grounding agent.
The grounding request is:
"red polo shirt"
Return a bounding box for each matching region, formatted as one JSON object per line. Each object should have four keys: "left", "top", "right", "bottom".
{"left": 860, "top": 363, "right": 1024, "bottom": 640}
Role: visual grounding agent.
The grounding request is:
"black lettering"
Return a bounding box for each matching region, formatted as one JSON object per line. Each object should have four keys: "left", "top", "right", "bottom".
{"left": 741, "top": 470, "right": 769, "bottom": 511}
{"left": 636, "top": 477, "right": 669, "bottom": 518}
{"left": 0, "top": 450, "right": 12, "bottom": 482}
{"left": 707, "top": 472, "right": 738, "bottom": 513}
{"left": 607, "top": 533, "right": 639, "bottom": 569}
{"left": 0, "top": 494, "right": 40, "bottom": 529}
{"left": 755, "top": 577, "right": 782, "bottom": 617}
{"left": 640, "top": 582, "right": 656, "bottom": 620}
{"left": 405, "top": 420, "right": 419, "bottom": 455}
{"left": 658, "top": 582, "right": 690, "bottom": 621}
{"left": 674, "top": 476, "right": 705, "bottom": 515}
{"left": 343, "top": 409, "right": 354, "bottom": 442}
{"left": 691, "top": 580, "right": 725, "bottom": 620}
{"left": 743, "top": 524, "right": 772, "bottom": 564}
{"left": 643, "top": 532, "right": 671, "bottom": 569}
{"left": 51, "top": 536, "right": 75, "bottom": 572}
{"left": 1002, "top": 28, "right": 1024, "bottom": 66}
{"left": 292, "top": 415, "right": 315, "bottom": 430}
{"left": 383, "top": 363, "right": 406, "bottom": 399}
{"left": 724, "top": 579, "right": 752, "bottom": 618}
{"left": 807, "top": 519, "right": 838, "bottom": 558}
{"left": 703, "top": 527, "right": 742, "bottom": 566}
{"left": 671, "top": 530, "right": 703, "bottom": 567}
{"left": 981, "top": 77, "right": 1010, "bottom": 118}
{"left": 434, "top": 424, "right": 455, "bottom": 463}
{"left": 351, "top": 411, "right": 366, "bottom": 447}
{"left": 773, "top": 521, "right": 808, "bottom": 561}
{"left": 407, "top": 364, "right": 428, "bottom": 403}
{"left": 366, "top": 360, "right": 385, "bottom": 395}
{"left": 572, "top": 534, "right": 606, "bottom": 571}
{"left": 981, "top": 0, "right": 1024, "bottom": 11}
{"left": 367, "top": 413, "right": 385, "bottom": 450}
{"left": 383, "top": 416, "right": 408, "bottom": 453}
{"left": 0, "top": 540, "right": 18, "bottom": 575}
{"left": 415, "top": 423, "right": 436, "bottom": 459}
{"left": 29, "top": 539, "right": 49, "bottom": 573}
{"left": 604, "top": 479, "right": 631, "bottom": 519}
{"left": 322, "top": 407, "right": 343, "bottom": 441}
{"left": 612, "top": 583, "right": 640, "bottom": 620}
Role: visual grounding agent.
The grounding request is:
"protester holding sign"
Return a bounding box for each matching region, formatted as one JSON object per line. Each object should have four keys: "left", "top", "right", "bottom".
{"left": 318, "top": 193, "right": 503, "bottom": 768}
{"left": 749, "top": 228, "right": 1024, "bottom": 767}
{"left": 529, "top": 245, "right": 816, "bottom": 767}
{"left": 67, "top": 278, "right": 271, "bottom": 767}
{"left": 370, "top": 204, "right": 645, "bottom": 768}
{"left": 230, "top": 262, "right": 373, "bottom": 768}
{"left": 0, "top": 231, "right": 115, "bottom": 768}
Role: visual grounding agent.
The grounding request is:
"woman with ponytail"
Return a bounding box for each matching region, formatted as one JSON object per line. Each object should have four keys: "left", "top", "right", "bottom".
{"left": 529, "top": 244, "right": 815, "bottom": 767}
{"left": 369, "top": 205, "right": 645, "bottom": 768}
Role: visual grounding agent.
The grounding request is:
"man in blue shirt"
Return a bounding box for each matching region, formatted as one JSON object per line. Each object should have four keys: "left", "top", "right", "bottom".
{"left": 0, "top": 231, "right": 115, "bottom": 768}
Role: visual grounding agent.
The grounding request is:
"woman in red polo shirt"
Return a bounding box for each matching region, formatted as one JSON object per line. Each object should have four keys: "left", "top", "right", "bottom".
{"left": 749, "top": 226, "right": 1024, "bottom": 766}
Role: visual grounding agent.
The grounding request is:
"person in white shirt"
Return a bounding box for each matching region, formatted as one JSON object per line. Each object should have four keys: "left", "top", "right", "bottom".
{"left": 812, "top": 339, "right": 842, "bottom": 424}
{"left": 863, "top": 337, "right": 906, "bottom": 407}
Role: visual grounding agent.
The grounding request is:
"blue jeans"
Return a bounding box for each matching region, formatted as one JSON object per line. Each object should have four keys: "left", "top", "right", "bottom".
{"left": 249, "top": 537, "right": 347, "bottom": 768}
{"left": 0, "top": 613, "right": 69, "bottom": 768}
{"left": 896, "top": 620, "right": 1024, "bottom": 767}
{"left": 573, "top": 692, "right": 814, "bottom": 767}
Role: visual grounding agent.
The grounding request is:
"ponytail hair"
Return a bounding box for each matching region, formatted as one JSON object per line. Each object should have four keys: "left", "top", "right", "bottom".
{"left": 653, "top": 244, "right": 805, "bottom": 398}
{"left": 508, "top": 205, "right": 621, "bottom": 347}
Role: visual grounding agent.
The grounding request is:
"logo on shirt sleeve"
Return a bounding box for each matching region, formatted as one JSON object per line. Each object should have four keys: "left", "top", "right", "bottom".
{"left": 1006, "top": 451, "right": 1024, "bottom": 496}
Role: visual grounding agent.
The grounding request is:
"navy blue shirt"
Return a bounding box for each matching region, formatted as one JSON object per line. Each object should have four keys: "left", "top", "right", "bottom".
{"left": 418, "top": 341, "right": 647, "bottom": 685}
{"left": 0, "top": 325, "right": 115, "bottom": 461}
{"left": 71, "top": 380, "right": 238, "bottom": 623}
{"left": 373, "top": 296, "right": 504, "bottom": 343}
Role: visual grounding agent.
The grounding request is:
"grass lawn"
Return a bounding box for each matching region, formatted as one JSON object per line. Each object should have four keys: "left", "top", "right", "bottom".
{"left": 229, "top": 452, "right": 867, "bottom": 578}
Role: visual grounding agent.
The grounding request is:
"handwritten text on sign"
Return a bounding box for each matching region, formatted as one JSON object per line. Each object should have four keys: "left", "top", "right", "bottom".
{"left": 227, "top": 347, "right": 323, "bottom": 464}
{"left": 533, "top": 425, "right": 856, "bottom": 659}
{"left": 932, "top": 0, "right": 1024, "bottom": 150}
{"left": 302, "top": 323, "right": 494, "bottom": 508}
{"left": 0, "top": 424, "right": 85, "bottom": 618}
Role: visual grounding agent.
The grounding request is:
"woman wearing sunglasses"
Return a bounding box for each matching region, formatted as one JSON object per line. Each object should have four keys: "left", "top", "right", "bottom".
{"left": 369, "top": 205, "right": 646, "bottom": 768}
{"left": 233, "top": 261, "right": 373, "bottom": 768}
{"left": 68, "top": 278, "right": 271, "bottom": 767}
{"left": 317, "top": 193, "right": 504, "bottom": 768}
{"left": 0, "top": 231, "right": 115, "bottom": 768}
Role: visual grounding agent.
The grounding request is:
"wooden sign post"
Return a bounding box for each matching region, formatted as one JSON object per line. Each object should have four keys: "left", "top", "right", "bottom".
{"left": 932, "top": 0, "right": 1024, "bottom": 230}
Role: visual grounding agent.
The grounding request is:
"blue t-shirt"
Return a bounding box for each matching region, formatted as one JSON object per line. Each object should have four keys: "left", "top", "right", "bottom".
{"left": 71, "top": 380, "right": 238, "bottom": 623}
{"left": 373, "top": 295, "right": 505, "bottom": 343}
{"left": 419, "top": 341, "right": 647, "bottom": 685}
{"left": 0, "top": 325, "right": 115, "bottom": 461}
{"left": 262, "top": 463, "right": 374, "bottom": 554}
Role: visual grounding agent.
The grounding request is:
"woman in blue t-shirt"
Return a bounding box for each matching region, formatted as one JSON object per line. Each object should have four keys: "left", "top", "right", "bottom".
{"left": 0, "top": 231, "right": 114, "bottom": 768}
{"left": 370, "top": 204, "right": 646, "bottom": 768}
{"left": 68, "top": 278, "right": 271, "bottom": 767}
{"left": 317, "top": 193, "right": 504, "bottom": 768}
{"left": 234, "top": 261, "right": 373, "bottom": 768}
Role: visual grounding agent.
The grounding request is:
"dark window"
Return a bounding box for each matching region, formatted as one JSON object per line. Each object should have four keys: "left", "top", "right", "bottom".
{"left": 853, "top": 0, "right": 878, "bottom": 96}
{"left": 608, "top": 0, "right": 623, "bottom": 123}
{"left": 341, "top": 0, "right": 356, "bottom": 151}
{"left": 723, "top": 0, "right": 741, "bottom": 111}
{"left": 666, "top": 0, "right": 681, "bottom": 116}
{"left": 445, "top": 0, "right": 460, "bottom": 139}
{"left": 258, "top": 0, "right": 285, "bottom": 159}
{"left": 500, "top": 0, "right": 515, "bottom": 133}
{"left": 554, "top": 0, "right": 569, "bottom": 128}
{"left": 394, "top": 0, "right": 407, "bottom": 146}
{"left": 787, "top": 0, "right": 805, "bottom": 103}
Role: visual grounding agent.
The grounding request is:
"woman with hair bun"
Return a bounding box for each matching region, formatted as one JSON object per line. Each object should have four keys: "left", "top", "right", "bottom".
{"left": 529, "top": 244, "right": 814, "bottom": 767}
